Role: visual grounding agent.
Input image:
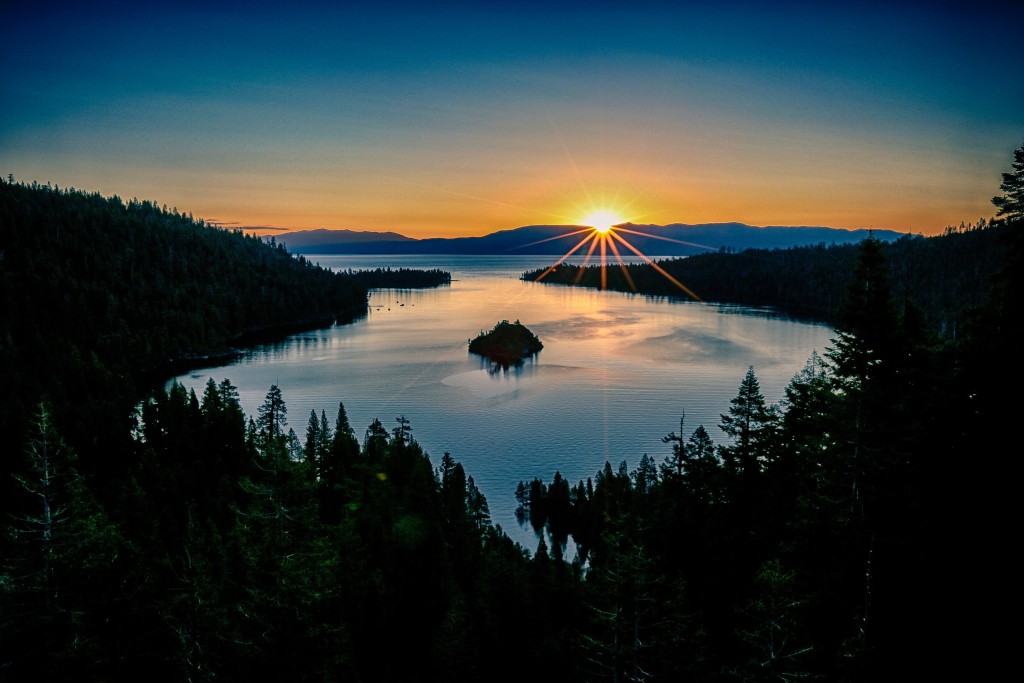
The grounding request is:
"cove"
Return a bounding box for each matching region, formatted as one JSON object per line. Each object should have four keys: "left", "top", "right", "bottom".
{"left": 173, "top": 255, "right": 834, "bottom": 550}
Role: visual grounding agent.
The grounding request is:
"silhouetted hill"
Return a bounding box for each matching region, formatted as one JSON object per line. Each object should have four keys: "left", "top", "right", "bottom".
{"left": 0, "top": 179, "right": 367, "bottom": 474}
{"left": 523, "top": 225, "right": 1007, "bottom": 336}
{"left": 281, "top": 222, "right": 905, "bottom": 255}
{"left": 277, "top": 227, "right": 415, "bottom": 250}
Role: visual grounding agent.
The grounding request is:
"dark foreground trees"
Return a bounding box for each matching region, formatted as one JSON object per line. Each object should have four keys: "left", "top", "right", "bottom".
{"left": 1, "top": 385, "right": 582, "bottom": 681}
{"left": 4, "top": 170, "right": 1018, "bottom": 678}
{"left": 2, "top": 225, "right": 1016, "bottom": 679}
{"left": 517, "top": 232, "right": 1019, "bottom": 679}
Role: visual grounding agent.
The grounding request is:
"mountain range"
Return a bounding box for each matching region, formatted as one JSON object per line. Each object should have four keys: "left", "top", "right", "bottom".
{"left": 276, "top": 222, "right": 905, "bottom": 256}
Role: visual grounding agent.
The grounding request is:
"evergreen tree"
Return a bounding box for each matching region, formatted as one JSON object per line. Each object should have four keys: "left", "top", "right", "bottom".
{"left": 2, "top": 404, "right": 125, "bottom": 678}
{"left": 527, "top": 478, "right": 548, "bottom": 533}
{"left": 734, "top": 559, "right": 812, "bottom": 681}
{"left": 992, "top": 142, "right": 1024, "bottom": 222}
{"left": 632, "top": 453, "right": 658, "bottom": 497}
{"left": 465, "top": 475, "right": 490, "bottom": 533}
{"left": 828, "top": 238, "right": 900, "bottom": 392}
{"left": 318, "top": 410, "right": 332, "bottom": 470}
{"left": 363, "top": 418, "right": 389, "bottom": 464}
{"left": 256, "top": 384, "right": 288, "bottom": 446}
{"left": 660, "top": 413, "right": 686, "bottom": 480}
{"left": 317, "top": 403, "right": 359, "bottom": 524}
{"left": 393, "top": 414, "right": 412, "bottom": 444}
{"left": 199, "top": 379, "right": 249, "bottom": 480}
{"left": 719, "top": 366, "right": 776, "bottom": 481}
{"left": 514, "top": 480, "right": 530, "bottom": 524}
{"left": 304, "top": 409, "right": 321, "bottom": 479}
{"left": 300, "top": 409, "right": 333, "bottom": 484}
{"left": 580, "top": 519, "right": 669, "bottom": 682}
{"left": 438, "top": 452, "right": 468, "bottom": 529}
{"left": 684, "top": 425, "right": 720, "bottom": 506}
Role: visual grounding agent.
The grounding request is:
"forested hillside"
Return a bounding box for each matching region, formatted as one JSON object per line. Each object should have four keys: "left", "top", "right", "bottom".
{"left": 3, "top": 227, "right": 1017, "bottom": 679}
{"left": 0, "top": 179, "right": 366, "bottom": 483}
{"left": 2, "top": 385, "right": 582, "bottom": 680}
{"left": 524, "top": 223, "right": 1006, "bottom": 336}
{"left": 348, "top": 266, "right": 451, "bottom": 289}
{"left": 1, "top": 166, "right": 1020, "bottom": 679}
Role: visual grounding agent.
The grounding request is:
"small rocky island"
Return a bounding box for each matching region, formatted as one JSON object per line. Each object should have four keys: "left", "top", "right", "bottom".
{"left": 468, "top": 319, "right": 543, "bottom": 365}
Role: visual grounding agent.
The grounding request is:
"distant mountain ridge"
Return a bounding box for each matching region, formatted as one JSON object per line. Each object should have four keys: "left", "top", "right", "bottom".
{"left": 274, "top": 227, "right": 415, "bottom": 249}
{"left": 277, "top": 222, "right": 905, "bottom": 256}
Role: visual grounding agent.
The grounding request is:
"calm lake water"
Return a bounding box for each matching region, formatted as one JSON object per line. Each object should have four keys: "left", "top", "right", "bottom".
{"left": 174, "top": 255, "right": 833, "bottom": 550}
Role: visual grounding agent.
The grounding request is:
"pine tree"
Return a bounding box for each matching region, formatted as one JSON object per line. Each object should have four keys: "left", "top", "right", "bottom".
{"left": 256, "top": 384, "right": 287, "bottom": 446}
{"left": 363, "top": 418, "right": 389, "bottom": 464}
{"left": 301, "top": 410, "right": 333, "bottom": 483}
{"left": 828, "top": 238, "right": 900, "bottom": 392}
{"left": 684, "top": 425, "right": 720, "bottom": 506}
{"left": 329, "top": 402, "right": 359, "bottom": 474}
{"left": 318, "top": 410, "right": 332, "bottom": 469}
{"left": 992, "top": 142, "right": 1024, "bottom": 223}
{"left": 466, "top": 476, "right": 490, "bottom": 532}
{"left": 2, "top": 403, "right": 124, "bottom": 677}
{"left": 660, "top": 413, "right": 686, "bottom": 480}
{"left": 317, "top": 403, "right": 359, "bottom": 524}
{"left": 734, "top": 560, "right": 812, "bottom": 681}
{"left": 719, "top": 366, "right": 775, "bottom": 480}
{"left": 304, "top": 409, "right": 321, "bottom": 479}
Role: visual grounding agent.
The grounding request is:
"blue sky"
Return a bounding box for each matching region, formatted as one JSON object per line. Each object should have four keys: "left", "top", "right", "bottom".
{"left": 3, "top": 1, "right": 1021, "bottom": 236}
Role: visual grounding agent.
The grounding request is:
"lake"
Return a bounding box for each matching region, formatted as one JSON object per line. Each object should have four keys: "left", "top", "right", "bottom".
{"left": 173, "top": 254, "right": 834, "bottom": 551}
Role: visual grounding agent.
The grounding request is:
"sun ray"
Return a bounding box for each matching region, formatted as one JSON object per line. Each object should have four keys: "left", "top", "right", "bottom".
{"left": 532, "top": 230, "right": 600, "bottom": 282}
{"left": 581, "top": 209, "right": 624, "bottom": 234}
{"left": 512, "top": 226, "right": 595, "bottom": 250}
{"left": 544, "top": 107, "right": 597, "bottom": 211}
{"left": 526, "top": 220, "right": 707, "bottom": 302}
{"left": 600, "top": 234, "right": 608, "bottom": 289}
{"left": 604, "top": 233, "right": 638, "bottom": 292}
{"left": 575, "top": 233, "right": 603, "bottom": 283}
{"left": 608, "top": 230, "right": 703, "bottom": 301}
{"left": 614, "top": 226, "right": 717, "bottom": 251}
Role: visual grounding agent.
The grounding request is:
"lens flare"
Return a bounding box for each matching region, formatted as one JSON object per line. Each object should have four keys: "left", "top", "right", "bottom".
{"left": 528, "top": 217, "right": 715, "bottom": 301}
{"left": 581, "top": 210, "right": 623, "bottom": 233}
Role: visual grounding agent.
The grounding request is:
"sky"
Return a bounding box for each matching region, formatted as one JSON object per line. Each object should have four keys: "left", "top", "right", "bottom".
{"left": 2, "top": 1, "right": 1022, "bottom": 238}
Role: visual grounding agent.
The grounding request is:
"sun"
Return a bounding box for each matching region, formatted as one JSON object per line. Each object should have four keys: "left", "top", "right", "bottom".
{"left": 526, "top": 204, "right": 706, "bottom": 301}
{"left": 581, "top": 209, "right": 625, "bottom": 233}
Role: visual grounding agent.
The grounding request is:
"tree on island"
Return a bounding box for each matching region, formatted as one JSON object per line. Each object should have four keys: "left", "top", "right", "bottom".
{"left": 468, "top": 319, "right": 543, "bottom": 365}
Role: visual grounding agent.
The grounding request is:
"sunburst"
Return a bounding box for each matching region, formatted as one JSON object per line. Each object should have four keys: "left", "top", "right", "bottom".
{"left": 581, "top": 209, "right": 623, "bottom": 234}
{"left": 526, "top": 219, "right": 713, "bottom": 301}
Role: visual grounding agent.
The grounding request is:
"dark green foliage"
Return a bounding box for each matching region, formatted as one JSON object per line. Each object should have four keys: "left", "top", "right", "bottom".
{"left": 1, "top": 382, "right": 584, "bottom": 679}
{"left": 1, "top": 404, "right": 129, "bottom": 681}
{"left": 733, "top": 560, "right": 812, "bottom": 681}
{"left": 523, "top": 224, "right": 1008, "bottom": 338}
{"left": 941, "top": 218, "right": 1023, "bottom": 671}
{"left": 719, "top": 366, "right": 778, "bottom": 483}
{"left": 4, "top": 164, "right": 1018, "bottom": 678}
{"left": 517, "top": 230, "right": 1019, "bottom": 679}
{"left": 256, "top": 384, "right": 288, "bottom": 446}
{"left": 0, "top": 178, "right": 366, "bottom": 493}
{"left": 992, "top": 142, "right": 1024, "bottom": 222}
{"left": 468, "top": 319, "right": 543, "bottom": 365}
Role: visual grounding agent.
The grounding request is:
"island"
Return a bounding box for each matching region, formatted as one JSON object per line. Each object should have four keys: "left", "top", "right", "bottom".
{"left": 468, "top": 319, "right": 544, "bottom": 365}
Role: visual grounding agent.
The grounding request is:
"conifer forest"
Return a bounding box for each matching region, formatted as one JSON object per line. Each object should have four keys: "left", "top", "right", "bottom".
{"left": 2, "top": 143, "right": 1022, "bottom": 680}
